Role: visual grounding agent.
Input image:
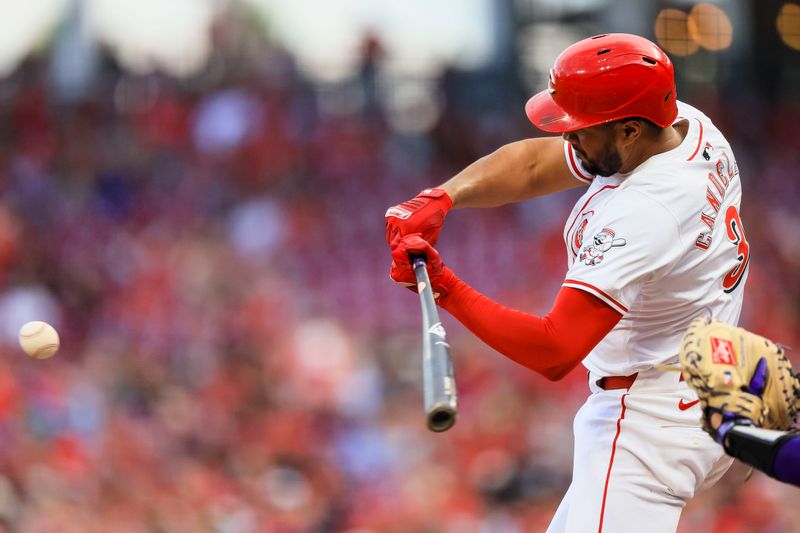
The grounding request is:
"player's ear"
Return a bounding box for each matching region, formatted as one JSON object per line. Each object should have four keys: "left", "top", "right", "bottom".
{"left": 624, "top": 119, "right": 642, "bottom": 139}
{"left": 617, "top": 118, "right": 643, "bottom": 146}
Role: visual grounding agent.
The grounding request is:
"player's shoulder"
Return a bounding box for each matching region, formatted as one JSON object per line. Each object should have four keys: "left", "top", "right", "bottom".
{"left": 626, "top": 100, "right": 730, "bottom": 187}
{"left": 676, "top": 100, "right": 710, "bottom": 122}
{"left": 676, "top": 100, "right": 730, "bottom": 148}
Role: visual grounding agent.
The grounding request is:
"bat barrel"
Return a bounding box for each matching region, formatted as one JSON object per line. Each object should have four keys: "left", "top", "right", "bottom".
{"left": 412, "top": 255, "right": 458, "bottom": 433}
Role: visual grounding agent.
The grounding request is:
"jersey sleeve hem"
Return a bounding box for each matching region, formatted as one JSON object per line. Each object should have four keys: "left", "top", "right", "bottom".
{"left": 563, "top": 279, "right": 628, "bottom": 314}
{"left": 564, "top": 142, "right": 595, "bottom": 184}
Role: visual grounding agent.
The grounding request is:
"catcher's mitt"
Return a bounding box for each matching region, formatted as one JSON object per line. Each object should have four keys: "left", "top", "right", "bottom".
{"left": 679, "top": 316, "right": 800, "bottom": 444}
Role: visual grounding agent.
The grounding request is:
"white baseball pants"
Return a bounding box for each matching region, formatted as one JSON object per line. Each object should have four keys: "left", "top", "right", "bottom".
{"left": 546, "top": 367, "right": 733, "bottom": 533}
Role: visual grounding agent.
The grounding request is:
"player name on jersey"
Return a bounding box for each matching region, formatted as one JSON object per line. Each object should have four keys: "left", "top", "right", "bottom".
{"left": 695, "top": 144, "right": 740, "bottom": 251}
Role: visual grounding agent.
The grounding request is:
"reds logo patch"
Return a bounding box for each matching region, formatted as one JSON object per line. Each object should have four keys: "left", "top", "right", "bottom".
{"left": 710, "top": 337, "right": 737, "bottom": 365}
{"left": 574, "top": 218, "right": 588, "bottom": 250}
{"left": 568, "top": 210, "right": 594, "bottom": 257}
{"left": 579, "top": 227, "right": 627, "bottom": 266}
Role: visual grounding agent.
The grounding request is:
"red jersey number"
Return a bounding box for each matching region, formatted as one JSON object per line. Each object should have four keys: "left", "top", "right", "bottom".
{"left": 722, "top": 205, "right": 749, "bottom": 293}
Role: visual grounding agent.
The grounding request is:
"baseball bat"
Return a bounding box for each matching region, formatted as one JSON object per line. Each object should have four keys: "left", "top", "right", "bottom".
{"left": 412, "top": 256, "right": 458, "bottom": 432}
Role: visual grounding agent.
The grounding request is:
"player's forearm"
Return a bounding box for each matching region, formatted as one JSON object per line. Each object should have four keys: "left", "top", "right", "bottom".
{"left": 724, "top": 426, "right": 800, "bottom": 486}
{"left": 440, "top": 278, "right": 621, "bottom": 380}
{"left": 774, "top": 433, "right": 800, "bottom": 485}
{"left": 439, "top": 138, "right": 577, "bottom": 209}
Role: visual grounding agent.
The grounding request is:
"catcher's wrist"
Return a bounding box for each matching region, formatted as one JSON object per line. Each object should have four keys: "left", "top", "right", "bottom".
{"left": 723, "top": 426, "right": 797, "bottom": 479}
{"left": 717, "top": 418, "right": 752, "bottom": 448}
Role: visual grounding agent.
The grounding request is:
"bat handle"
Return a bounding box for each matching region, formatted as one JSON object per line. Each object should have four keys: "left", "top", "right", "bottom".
{"left": 411, "top": 256, "right": 429, "bottom": 288}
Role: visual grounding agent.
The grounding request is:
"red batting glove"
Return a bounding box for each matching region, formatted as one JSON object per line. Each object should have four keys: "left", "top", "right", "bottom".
{"left": 389, "top": 234, "right": 457, "bottom": 305}
{"left": 385, "top": 188, "right": 453, "bottom": 249}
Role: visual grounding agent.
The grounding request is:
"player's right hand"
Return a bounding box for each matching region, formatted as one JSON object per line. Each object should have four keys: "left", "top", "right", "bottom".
{"left": 389, "top": 234, "right": 456, "bottom": 305}
{"left": 385, "top": 188, "right": 453, "bottom": 249}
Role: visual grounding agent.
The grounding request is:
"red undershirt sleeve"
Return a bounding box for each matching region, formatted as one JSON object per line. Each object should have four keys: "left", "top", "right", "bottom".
{"left": 440, "top": 275, "right": 622, "bottom": 381}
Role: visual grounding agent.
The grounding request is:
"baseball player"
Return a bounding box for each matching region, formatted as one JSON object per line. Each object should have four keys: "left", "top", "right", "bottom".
{"left": 386, "top": 34, "right": 750, "bottom": 532}
{"left": 678, "top": 317, "right": 800, "bottom": 487}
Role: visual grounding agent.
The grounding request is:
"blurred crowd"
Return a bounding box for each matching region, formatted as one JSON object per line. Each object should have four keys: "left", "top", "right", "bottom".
{"left": 0, "top": 33, "right": 797, "bottom": 533}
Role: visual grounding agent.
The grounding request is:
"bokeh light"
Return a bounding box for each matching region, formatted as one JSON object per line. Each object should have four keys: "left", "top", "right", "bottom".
{"left": 654, "top": 8, "right": 699, "bottom": 56}
{"left": 688, "top": 3, "right": 734, "bottom": 51}
{"left": 244, "top": 0, "right": 494, "bottom": 83}
{"left": 777, "top": 2, "right": 800, "bottom": 51}
{"left": 87, "top": 0, "right": 220, "bottom": 77}
{"left": 0, "top": 0, "right": 69, "bottom": 75}
{"left": 655, "top": 4, "right": 735, "bottom": 56}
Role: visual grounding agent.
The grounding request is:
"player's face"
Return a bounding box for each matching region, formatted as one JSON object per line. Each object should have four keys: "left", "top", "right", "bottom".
{"left": 562, "top": 124, "right": 623, "bottom": 177}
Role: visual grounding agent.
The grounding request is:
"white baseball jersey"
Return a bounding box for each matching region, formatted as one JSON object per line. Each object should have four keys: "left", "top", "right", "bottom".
{"left": 561, "top": 101, "right": 748, "bottom": 377}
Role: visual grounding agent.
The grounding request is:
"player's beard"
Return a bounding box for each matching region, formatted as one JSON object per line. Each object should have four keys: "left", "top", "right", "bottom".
{"left": 578, "top": 141, "right": 623, "bottom": 177}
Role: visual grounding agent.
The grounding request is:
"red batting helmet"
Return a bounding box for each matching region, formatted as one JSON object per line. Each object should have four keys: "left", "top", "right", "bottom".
{"left": 526, "top": 33, "right": 677, "bottom": 133}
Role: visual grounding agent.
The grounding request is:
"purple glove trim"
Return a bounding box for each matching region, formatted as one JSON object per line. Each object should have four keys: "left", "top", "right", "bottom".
{"left": 715, "top": 409, "right": 752, "bottom": 446}
{"left": 744, "top": 357, "right": 768, "bottom": 396}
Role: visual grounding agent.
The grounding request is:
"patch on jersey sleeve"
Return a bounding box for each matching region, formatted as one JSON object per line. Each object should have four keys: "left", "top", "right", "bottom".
{"left": 579, "top": 227, "right": 627, "bottom": 266}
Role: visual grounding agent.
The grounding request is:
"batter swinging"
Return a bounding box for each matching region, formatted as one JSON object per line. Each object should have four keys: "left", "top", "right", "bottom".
{"left": 386, "top": 34, "right": 749, "bottom": 532}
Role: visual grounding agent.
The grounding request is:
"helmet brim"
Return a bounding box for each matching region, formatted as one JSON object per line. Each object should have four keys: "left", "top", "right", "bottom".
{"left": 525, "top": 90, "right": 603, "bottom": 133}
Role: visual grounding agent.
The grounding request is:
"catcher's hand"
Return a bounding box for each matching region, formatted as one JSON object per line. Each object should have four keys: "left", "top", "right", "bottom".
{"left": 679, "top": 317, "right": 800, "bottom": 446}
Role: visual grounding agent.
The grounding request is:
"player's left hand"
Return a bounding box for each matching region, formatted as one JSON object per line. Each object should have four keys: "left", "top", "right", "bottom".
{"left": 390, "top": 234, "right": 457, "bottom": 304}
{"left": 385, "top": 188, "right": 453, "bottom": 250}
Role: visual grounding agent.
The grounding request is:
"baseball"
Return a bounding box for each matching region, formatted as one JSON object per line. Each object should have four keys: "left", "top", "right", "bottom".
{"left": 18, "top": 321, "right": 60, "bottom": 359}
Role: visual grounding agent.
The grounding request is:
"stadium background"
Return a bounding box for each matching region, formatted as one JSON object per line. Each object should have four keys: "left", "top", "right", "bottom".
{"left": 0, "top": 0, "right": 797, "bottom": 531}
